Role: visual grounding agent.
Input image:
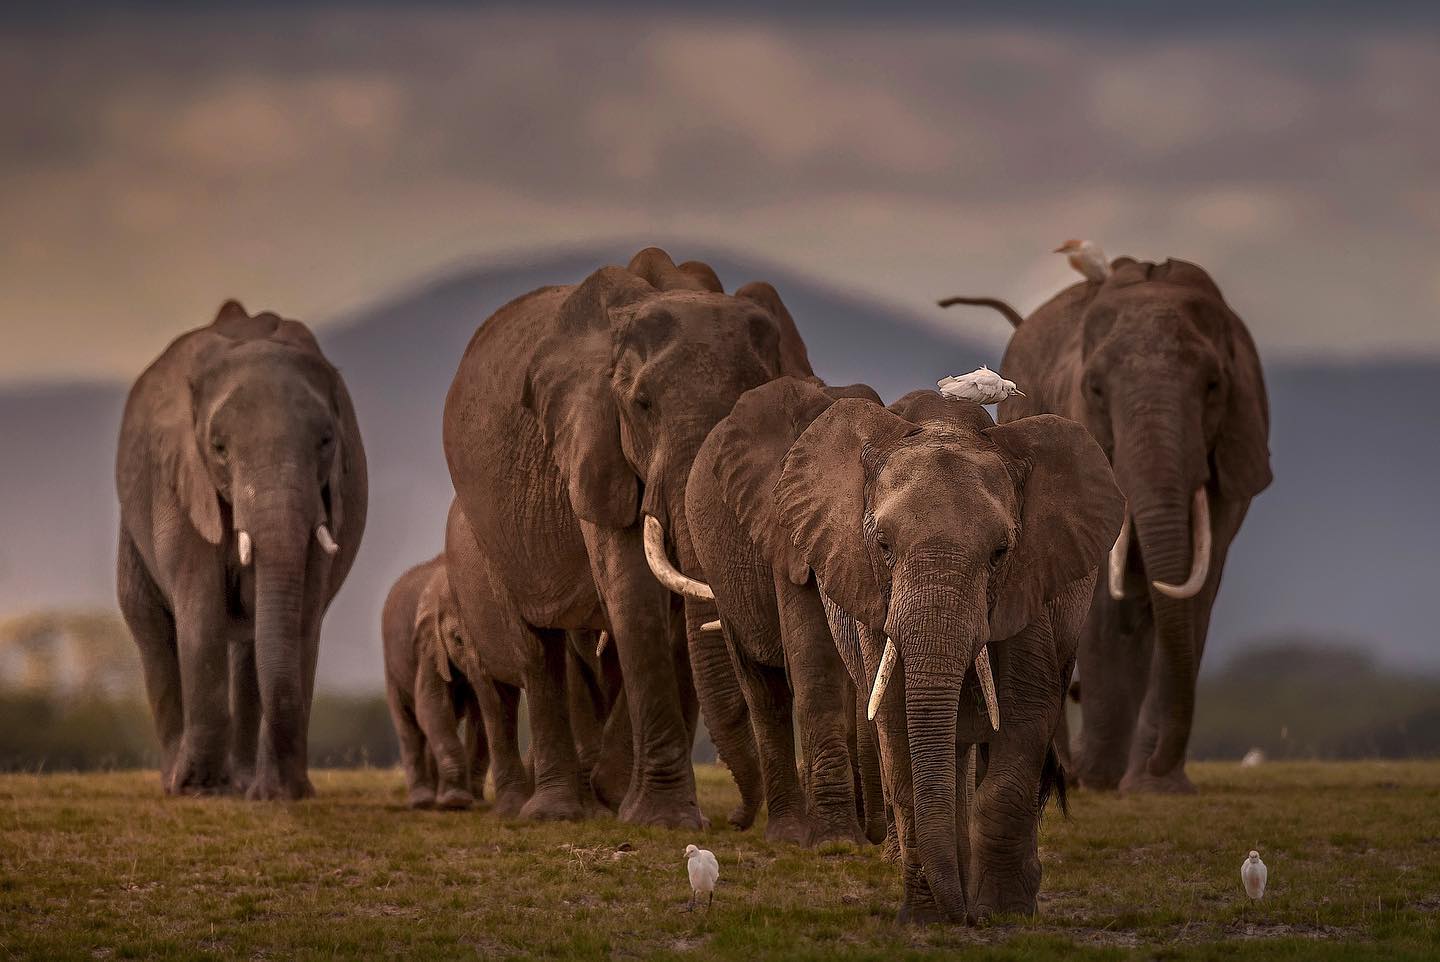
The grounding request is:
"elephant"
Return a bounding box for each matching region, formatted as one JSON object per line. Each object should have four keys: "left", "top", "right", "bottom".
{"left": 115, "top": 300, "right": 367, "bottom": 799}
{"left": 381, "top": 556, "right": 488, "bottom": 810}
{"left": 443, "top": 247, "right": 806, "bottom": 827}
{"left": 943, "top": 257, "right": 1272, "bottom": 793}
{"left": 689, "top": 378, "right": 1123, "bottom": 922}
{"left": 685, "top": 377, "right": 889, "bottom": 846}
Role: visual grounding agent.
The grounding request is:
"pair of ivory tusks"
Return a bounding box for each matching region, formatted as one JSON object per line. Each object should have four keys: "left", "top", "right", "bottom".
{"left": 235, "top": 524, "right": 338, "bottom": 566}
{"left": 865, "top": 637, "right": 1000, "bottom": 732}
{"left": 1108, "top": 487, "right": 1211, "bottom": 602}
{"left": 594, "top": 619, "right": 722, "bottom": 657}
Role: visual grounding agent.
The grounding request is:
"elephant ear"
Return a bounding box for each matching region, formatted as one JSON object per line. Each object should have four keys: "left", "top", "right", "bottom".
{"left": 325, "top": 372, "right": 362, "bottom": 534}
{"left": 626, "top": 247, "right": 708, "bottom": 292}
{"left": 735, "top": 281, "right": 813, "bottom": 377}
{"left": 710, "top": 377, "right": 842, "bottom": 586}
{"left": 983, "top": 414, "right": 1125, "bottom": 640}
{"left": 775, "top": 399, "right": 916, "bottom": 631}
{"left": 1215, "top": 315, "right": 1273, "bottom": 499}
{"left": 524, "top": 267, "right": 653, "bottom": 528}
{"left": 677, "top": 259, "right": 724, "bottom": 293}
{"left": 160, "top": 379, "right": 224, "bottom": 545}
{"left": 415, "top": 579, "right": 451, "bottom": 684}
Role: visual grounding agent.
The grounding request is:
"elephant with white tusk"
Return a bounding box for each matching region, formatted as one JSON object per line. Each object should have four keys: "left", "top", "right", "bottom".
{"left": 115, "top": 300, "right": 367, "bottom": 800}
{"left": 688, "top": 378, "right": 1124, "bottom": 923}
{"left": 946, "top": 257, "right": 1272, "bottom": 793}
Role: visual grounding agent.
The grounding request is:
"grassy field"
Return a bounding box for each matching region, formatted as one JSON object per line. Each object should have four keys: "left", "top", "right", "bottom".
{"left": 2, "top": 763, "right": 1437, "bottom": 960}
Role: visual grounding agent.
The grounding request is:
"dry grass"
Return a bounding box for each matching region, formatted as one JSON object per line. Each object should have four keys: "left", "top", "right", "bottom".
{"left": 2, "top": 762, "right": 1438, "bottom": 960}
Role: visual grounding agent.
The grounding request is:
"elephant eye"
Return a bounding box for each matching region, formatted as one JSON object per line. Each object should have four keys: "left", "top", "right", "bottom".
{"left": 1206, "top": 378, "right": 1221, "bottom": 396}
{"left": 991, "top": 543, "right": 1010, "bottom": 567}
{"left": 634, "top": 391, "right": 653, "bottom": 413}
{"left": 210, "top": 438, "right": 227, "bottom": 458}
{"left": 875, "top": 533, "right": 894, "bottom": 565}
{"left": 318, "top": 433, "right": 334, "bottom": 450}
{"left": 451, "top": 631, "right": 464, "bottom": 646}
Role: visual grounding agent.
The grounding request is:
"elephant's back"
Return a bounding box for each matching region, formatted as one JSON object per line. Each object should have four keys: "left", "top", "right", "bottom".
{"left": 997, "top": 283, "right": 1092, "bottom": 423}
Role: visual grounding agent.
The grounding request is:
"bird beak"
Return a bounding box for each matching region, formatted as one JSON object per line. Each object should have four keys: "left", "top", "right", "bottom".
{"left": 1052, "top": 244, "right": 1066, "bottom": 253}
{"left": 1013, "top": 389, "right": 1026, "bottom": 397}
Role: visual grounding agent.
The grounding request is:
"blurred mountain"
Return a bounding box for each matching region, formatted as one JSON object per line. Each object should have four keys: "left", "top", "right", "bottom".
{"left": 1, "top": 244, "right": 1437, "bottom": 690}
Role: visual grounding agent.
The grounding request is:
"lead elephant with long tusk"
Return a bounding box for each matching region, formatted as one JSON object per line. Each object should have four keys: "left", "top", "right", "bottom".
{"left": 115, "top": 300, "right": 367, "bottom": 800}
{"left": 943, "top": 256, "right": 1272, "bottom": 793}
{"left": 443, "top": 247, "right": 808, "bottom": 826}
{"left": 688, "top": 379, "right": 1124, "bottom": 922}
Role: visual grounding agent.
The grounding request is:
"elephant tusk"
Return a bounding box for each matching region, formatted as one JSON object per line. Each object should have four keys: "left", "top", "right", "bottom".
{"left": 315, "top": 523, "right": 339, "bottom": 556}
{"left": 1108, "top": 513, "right": 1131, "bottom": 601}
{"left": 237, "top": 530, "right": 252, "bottom": 567}
{"left": 642, "top": 515, "right": 714, "bottom": 601}
{"left": 866, "top": 636, "right": 897, "bottom": 721}
{"left": 595, "top": 631, "right": 609, "bottom": 658}
{"left": 1152, "top": 487, "right": 1211, "bottom": 600}
{"left": 700, "top": 620, "right": 722, "bottom": 633}
{"left": 975, "top": 645, "right": 1000, "bottom": 731}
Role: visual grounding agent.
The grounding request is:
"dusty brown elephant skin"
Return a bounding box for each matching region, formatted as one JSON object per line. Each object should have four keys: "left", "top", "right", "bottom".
{"left": 686, "top": 378, "right": 887, "bottom": 847}
{"left": 443, "top": 248, "right": 802, "bottom": 827}
{"left": 949, "top": 258, "right": 1272, "bottom": 793}
{"left": 702, "top": 380, "right": 1122, "bottom": 922}
{"left": 115, "top": 300, "right": 367, "bottom": 800}
{"left": 381, "top": 557, "right": 489, "bottom": 811}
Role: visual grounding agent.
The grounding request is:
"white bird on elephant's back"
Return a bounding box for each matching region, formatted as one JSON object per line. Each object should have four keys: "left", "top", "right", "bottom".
{"left": 1054, "top": 239, "right": 1112, "bottom": 282}
{"left": 1241, "top": 850, "right": 1268, "bottom": 900}
{"left": 684, "top": 844, "right": 719, "bottom": 910}
{"left": 937, "top": 366, "right": 1024, "bottom": 405}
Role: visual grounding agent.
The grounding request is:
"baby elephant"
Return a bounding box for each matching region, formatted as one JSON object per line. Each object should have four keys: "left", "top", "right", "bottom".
{"left": 382, "top": 557, "right": 488, "bottom": 810}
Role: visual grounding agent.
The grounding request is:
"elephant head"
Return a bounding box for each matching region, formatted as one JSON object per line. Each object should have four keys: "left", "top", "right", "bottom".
{"left": 176, "top": 300, "right": 359, "bottom": 788}
{"left": 1059, "top": 258, "right": 1272, "bottom": 776}
{"left": 522, "top": 247, "right": 812, "bottom": 596}
{"left": 415, "top": 564, "right": 475, "bottom": 687}
{"left": 769, "top": 389, "right": 1124, "bottom": 921}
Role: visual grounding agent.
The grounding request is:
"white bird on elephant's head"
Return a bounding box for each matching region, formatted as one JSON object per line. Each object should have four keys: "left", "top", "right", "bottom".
{"left": 684, "top": 844, "right": 719, "bottom": 910}
{"left": 937, "top": 365, "right": 1024, "bottom": 405}
{"left": 1054, "top": 239, "right": 1112, "bottom": 282}
{"left": 1241, "top": 850, "right": 1268, "bottom": 900}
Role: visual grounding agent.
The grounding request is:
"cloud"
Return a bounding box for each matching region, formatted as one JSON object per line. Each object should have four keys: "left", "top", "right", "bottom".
{"left": 0, "top": 9, "right": 1436, "bottom": 382}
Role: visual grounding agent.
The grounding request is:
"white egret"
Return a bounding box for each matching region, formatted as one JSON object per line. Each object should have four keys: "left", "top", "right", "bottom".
{"left": 1241, "top": 850, "right": 1267, "bottom": 900}
{"left": 684, "top": 844, "right": 719, "bottom": 910}
{"left": 936, "top": 366, "right": 1024, "bottom": 405}
{"left": 1053, "top": 239, "right": 1112, "bottom": 282}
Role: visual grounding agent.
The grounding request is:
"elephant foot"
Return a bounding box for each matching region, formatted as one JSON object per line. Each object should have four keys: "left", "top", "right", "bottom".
{"left": 619, "top": 788, "right": 703, "bottom": 829}
{"left": 520, "top": 788, "right": 586, "bottom": 822}
{"left": 165, "top": 751, "right": 230, "bottom": 797}
{"left": 436, "top": 786, "right": 476, "bottom": 811}
{"left": 807, "top": 814, "right": 865, "bottom": 848}
{"left": 727, "top": 799, "right": 759, "bottom": 831}
{"left": 407, "top": 786, "right": 437, "bottom": 810}
{"left": 764, "top": 813, "right": 812, "bottom": 846}
{"left": 246, "top": 771, "right": 314, "bottom": 801}
{"left": 896, "top": 900, "right": 961, "bottom": 926}
{"left": 881, "top": 825, "right": 901, "bottom": 863}
{"left": 489, "top": 789, "right": 529, "bottom": 817}
{"left": 1119, "top": 766, "right": 1196, "bottom": 795}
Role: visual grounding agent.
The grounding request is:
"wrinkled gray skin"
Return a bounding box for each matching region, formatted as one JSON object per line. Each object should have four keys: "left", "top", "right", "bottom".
{"left": 711, "top": 380, "right": 1123, "bottom": 923}
{"left": 381, "top": 557, "right": 488, "bottom": 811}
{"left": 686, "top": 378, "right": 888, "bottom": 847}
{"left": 443, "top": 248, "right": 804, "bottom": 826}
{"left": 956, "top": 258, "right": 1272, "bottom": 792}
{"left": 116, "top": 300, "right": 367, "bottom": 799}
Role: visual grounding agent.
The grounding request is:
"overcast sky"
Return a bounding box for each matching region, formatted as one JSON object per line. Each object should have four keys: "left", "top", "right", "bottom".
{"left": 3, "top": 3, "right": 1437, "bottom": 383}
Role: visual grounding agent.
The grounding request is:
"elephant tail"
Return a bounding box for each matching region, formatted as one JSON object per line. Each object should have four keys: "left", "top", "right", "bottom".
{"left": 1038, "top": 744, "right": 1069, "bottom": 819}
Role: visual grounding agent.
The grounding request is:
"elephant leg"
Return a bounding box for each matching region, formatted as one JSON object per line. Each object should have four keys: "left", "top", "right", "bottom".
{"left": 170, "top": 569, "right": 233, "bottom": 796}
{"left": 589, "top": 650, "right": 633, "bottom": 812}
{"left": 1074, "top": 588, "right": 1152, "bottom": 791}
{"left": 729, "top": 642, "right": 807, "bottom": 845}
{"left": 228, "top": 635, "right": 260, "bottom": 795}
{"left": 582, "top": 522, "right": 701, "bottom": 829}
{"left": 415, "top": 675, "right": 473, "bottom": 811}
{"left": 856, "top": 697, "right": 887, "bottom": 845}
{"left": 477, "top": 679, "right": 529, "bottom": 816}
{"left": 117, "top": 533, "right": 183, "bottom": 783}
{"left": 466, "top": 696, "right": 490, "bottom": 802}
{"left": 686, "top": 606, "right": 763, "bottom": 831}
{"left": 777, "top": 579, "right": 863, "bottom": 845}
{"left": 520, "top": 629, "right": 587, "bottom": 821}
{"left": 387, "top": 686, "right": 435, "bottom": 809}
{"left": 969, "top": 728, "right": 1047, "bottom": 918}
{"left": 565, "top": 634, "right": 608, "bottom": 815}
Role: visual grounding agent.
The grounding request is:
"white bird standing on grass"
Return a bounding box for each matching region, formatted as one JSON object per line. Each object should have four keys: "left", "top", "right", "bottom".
{"left": 937, "top": 366, "right": 1024, "bottom": 405}
{"left": 1054, "top": 239, "right": 1112, "bottom": 282}
{"left": 1241, "top": 850, "right": 1268, "bottom": 900}
{"left": 684, "top": 844, "right": 719, "bottom": 911}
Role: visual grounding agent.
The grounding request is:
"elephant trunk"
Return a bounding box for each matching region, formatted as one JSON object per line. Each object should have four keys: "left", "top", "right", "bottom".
{"left": 249, "top": 472, "right": 314, "bottom": 796}
{"left": 904, "top": 661, "right": 968, "bottom": 922}
{"left": 1115, "top": 415, "right": 1200, "bottom": 779}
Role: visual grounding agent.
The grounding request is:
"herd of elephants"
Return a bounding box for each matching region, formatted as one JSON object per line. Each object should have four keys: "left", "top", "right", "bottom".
{"left": 113, "top": 244, "right": 1271, "bottom": 924}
